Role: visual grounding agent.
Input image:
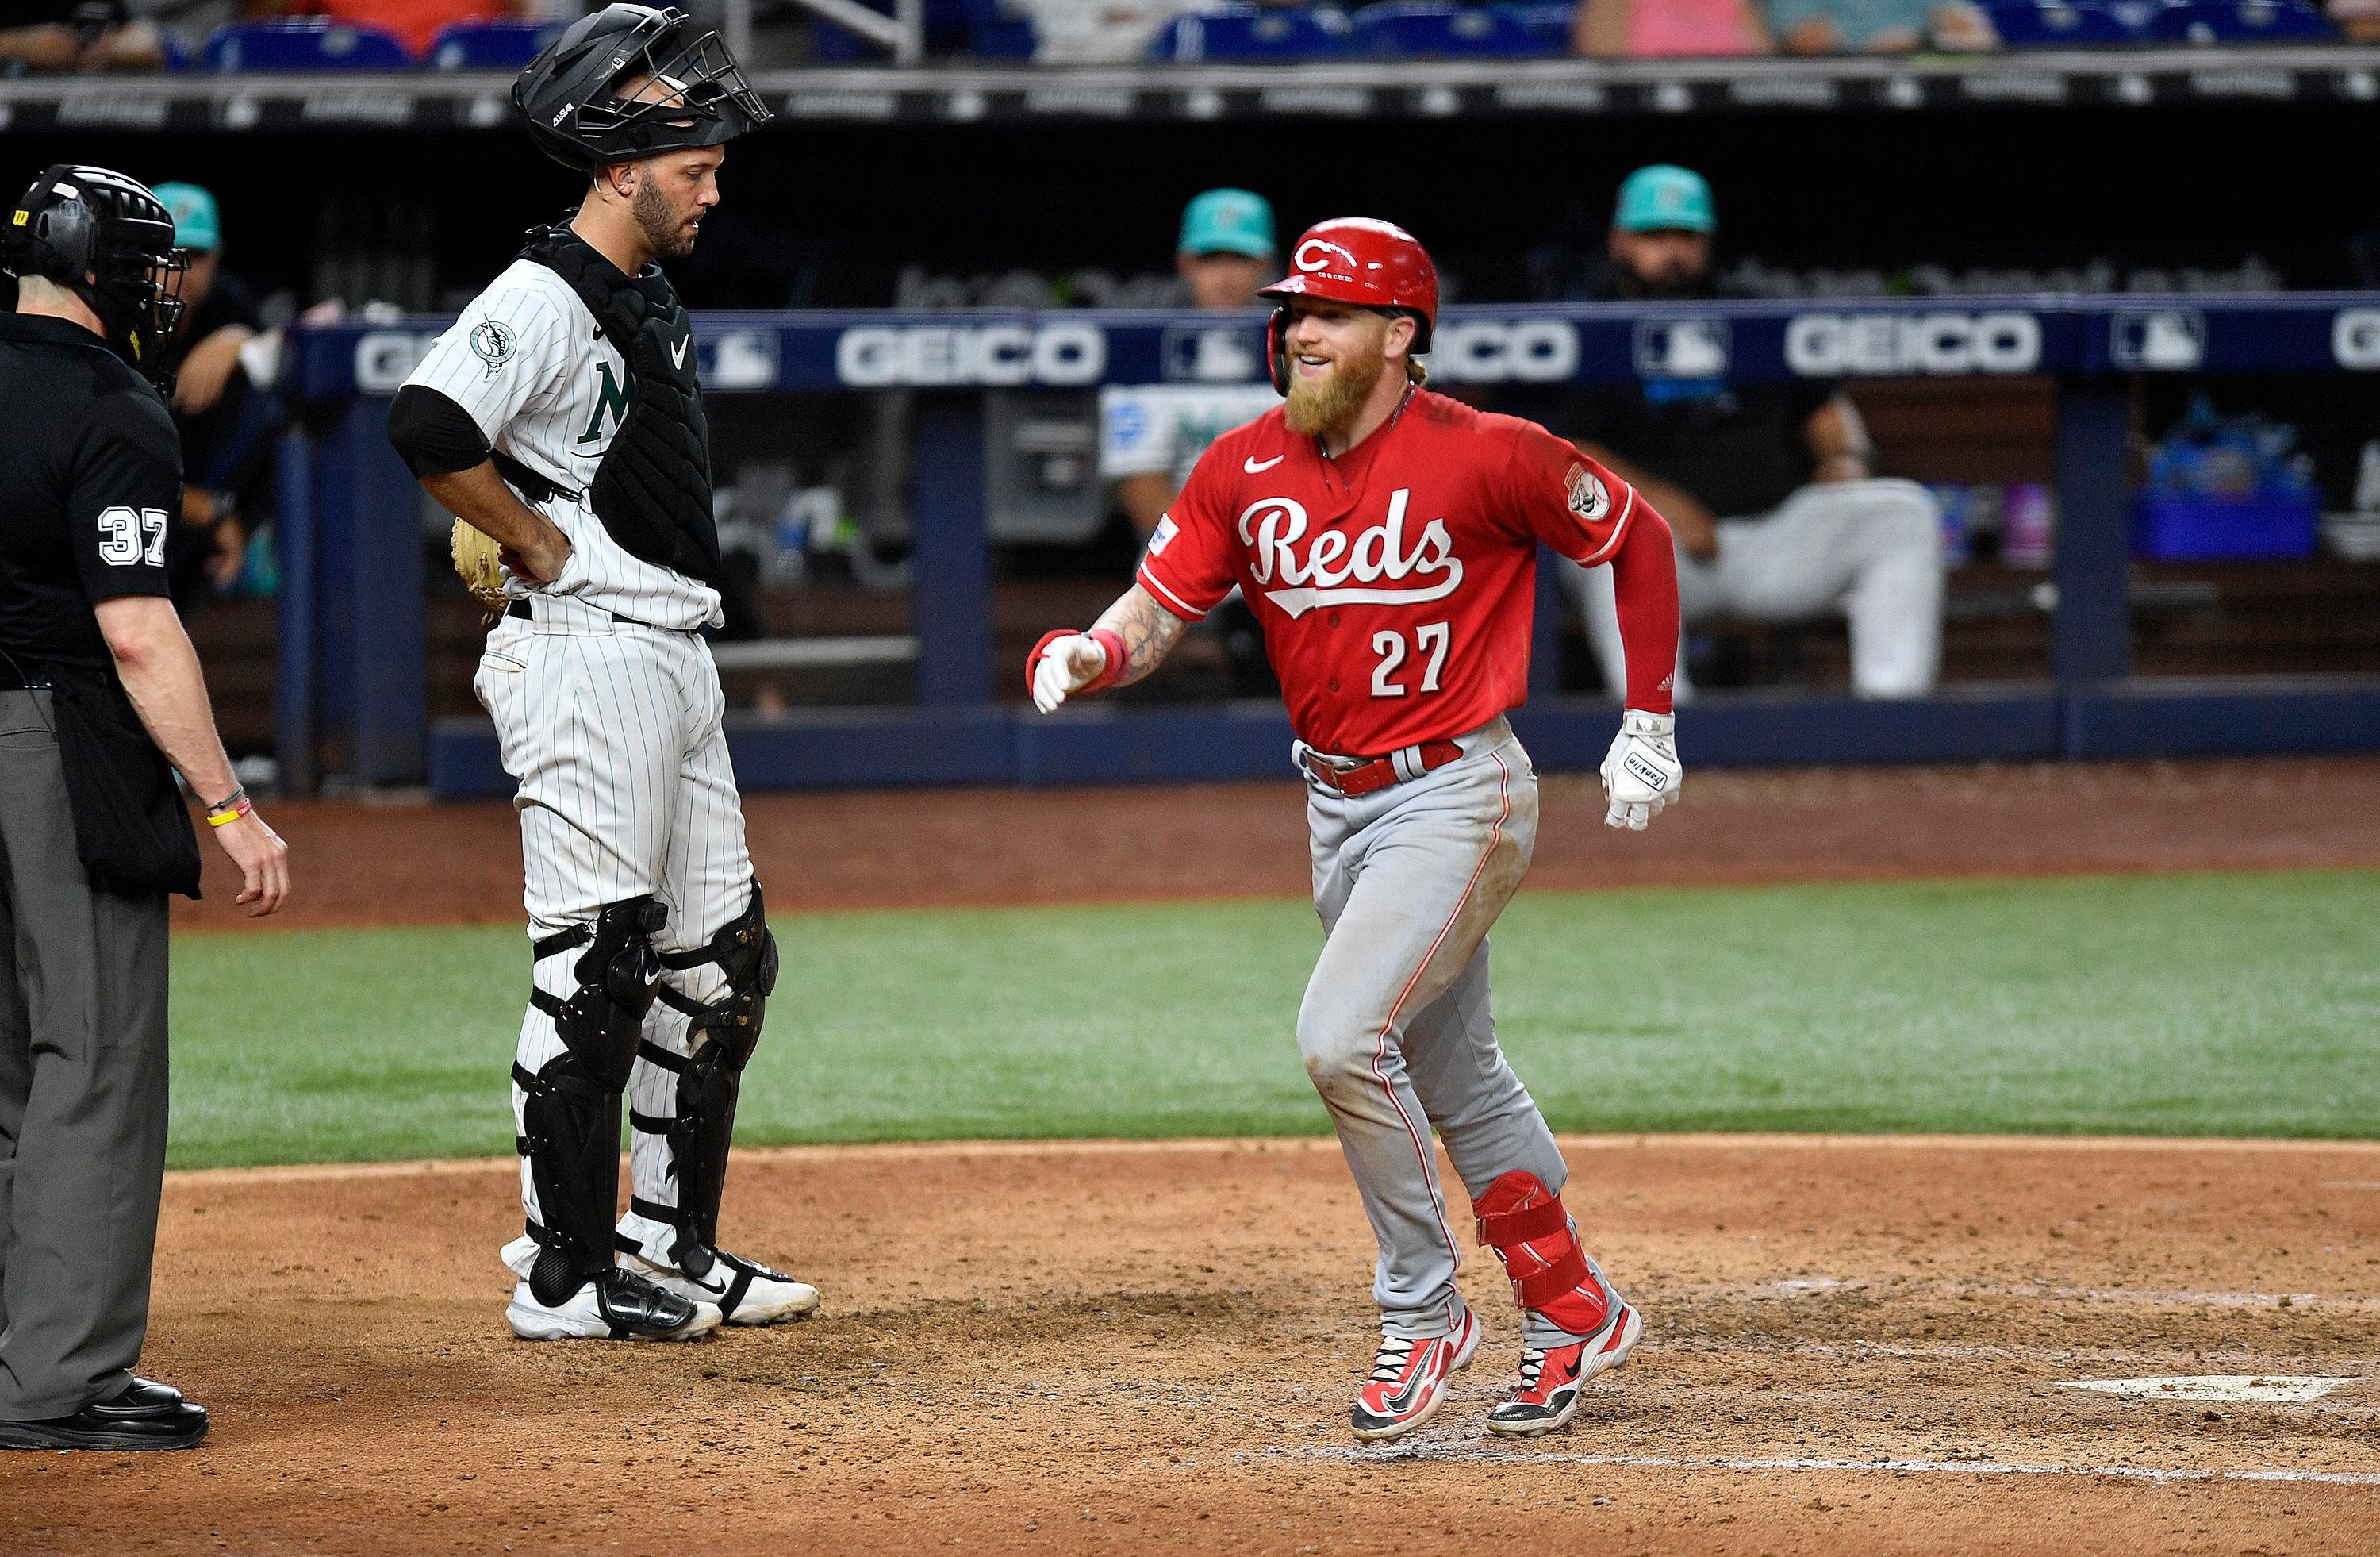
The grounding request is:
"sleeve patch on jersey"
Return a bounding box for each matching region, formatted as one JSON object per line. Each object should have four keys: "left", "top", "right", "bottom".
{"left": 470, "top": 321, "right": 516, "bottom": 377}
{"left": 1148, "top": 515, "right": 1178, "bottom": 556}
{"left": 1567, "top": 462, "right": 1611, "bottom": 523}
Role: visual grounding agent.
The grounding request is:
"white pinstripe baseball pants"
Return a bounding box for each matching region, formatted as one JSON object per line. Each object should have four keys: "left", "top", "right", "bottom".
{"left": 1296, "top": 717, "right": 1578, "bottom": 1349}
{"left": 474, "top": 596, "right": 757, "bottom": 1275}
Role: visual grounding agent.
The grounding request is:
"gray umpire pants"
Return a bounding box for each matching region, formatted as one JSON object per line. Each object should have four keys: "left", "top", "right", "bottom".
{"left": 0, "top": 689, "right": 171, "bottom": 1420}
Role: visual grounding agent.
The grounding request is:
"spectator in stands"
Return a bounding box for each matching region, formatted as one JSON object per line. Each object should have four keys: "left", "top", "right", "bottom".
{"left": 154, "top": 183, "right": 275, "bottom": 606}
{"left": 1765, "top": 0, "right": 1997, "bottom": 52}
{"left": 1561, "top": 165, "right": 1944, "bottom": 701}
{"left": 1575, "top": 0, "right": 1772, "bottom": 57}
{"left": 240, "top": 0, "right": 528, "bottom": 57}
{"left": 1003, "top": 0, "right": 1176, "bottom": 63}
{"left": 1100, "top": 189, "right": 1284, "bottom": 694}
{"left": 0, "top": 2, "right": 171, "bottom": 70}
{"left": 2334, "top": 0, "right": 2380, "bottom": 42}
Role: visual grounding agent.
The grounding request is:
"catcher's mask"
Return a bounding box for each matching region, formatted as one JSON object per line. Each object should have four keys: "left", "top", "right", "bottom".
{"left": 513, "top": 4, "right": 771, "bottom": 174}
{"left": 5, "top": 164, "right": 190, "bottom": 388}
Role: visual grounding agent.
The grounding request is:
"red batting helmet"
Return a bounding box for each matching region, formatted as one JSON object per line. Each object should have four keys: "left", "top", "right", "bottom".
{"left": 1258, "top": 217, "right": 1439, "bottom": 393}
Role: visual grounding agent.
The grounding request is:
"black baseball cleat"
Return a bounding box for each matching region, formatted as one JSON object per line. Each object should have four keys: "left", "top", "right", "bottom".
{"left": 0, "top": 1377, "right": 209, "bottom": 1451}
{"left": 506, "top": 1265, "right": 722, "bottom": 1341}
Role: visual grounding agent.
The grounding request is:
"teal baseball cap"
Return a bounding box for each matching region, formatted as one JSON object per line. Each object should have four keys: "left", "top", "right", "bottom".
{"left": 1178, "top": 188, "right": 1275, "bottom": 259}
{"left": 1614, "top": 165, "right": 1714, "bottom": 235}
{"left": 152, "top": 182, "right": 221, "bottom": 252}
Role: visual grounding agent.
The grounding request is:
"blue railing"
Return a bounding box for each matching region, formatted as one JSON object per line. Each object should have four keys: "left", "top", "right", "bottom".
{"left": 275, "top": 295, "right": 2380, "bottom": 796}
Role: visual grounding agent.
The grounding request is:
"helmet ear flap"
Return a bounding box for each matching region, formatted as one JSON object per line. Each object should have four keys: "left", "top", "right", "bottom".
{"left": 1267, "top": 306, "right": 1290, "bottom": 397}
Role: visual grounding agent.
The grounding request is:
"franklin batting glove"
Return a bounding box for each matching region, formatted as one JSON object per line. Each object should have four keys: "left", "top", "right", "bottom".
{"left": 1600, "top": 709, "right": 1682, "bottom": 832}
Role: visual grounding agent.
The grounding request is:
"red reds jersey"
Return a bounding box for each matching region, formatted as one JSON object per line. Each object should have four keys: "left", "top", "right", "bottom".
{"left": 1138, "top": 389, "right": 1646, "bottom": 755}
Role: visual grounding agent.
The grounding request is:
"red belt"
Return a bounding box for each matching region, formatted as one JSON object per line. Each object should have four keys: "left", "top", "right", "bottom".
{"left": 1303, "top": 740, "right": 1464, "bottom": 798}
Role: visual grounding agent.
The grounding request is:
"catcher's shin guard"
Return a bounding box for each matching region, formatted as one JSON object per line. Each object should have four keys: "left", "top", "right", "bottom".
{"left": 1472, "top": 1171, "right": 1612, "bottom": 1339}
{"left": 517, "top": 895, "right": 667, "bottom": 1305}
{"left": 630, "top": 884, "right": 777, "bottom": 1278}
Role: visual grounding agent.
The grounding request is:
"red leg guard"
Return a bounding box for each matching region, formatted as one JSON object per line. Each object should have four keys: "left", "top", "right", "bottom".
{"left": 1472, "top": 1171, "right": 1611, "bottom": 1337}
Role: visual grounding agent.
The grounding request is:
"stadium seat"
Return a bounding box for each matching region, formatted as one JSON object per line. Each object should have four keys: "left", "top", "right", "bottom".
{"left": 1349, "top": 1, "right": 1565, "bottom": 56}
{"left": 1984, "top": 1, "right": 2137, "bottom": 44}
{"left": 961, "top": 0, "right": 1037, "bottom": 57}
{"left": 426, "top": 21, "right": 562, "bottom": 71}
{"left": 1502, "top": 2, "right": 1578, "bottom": 49}
{"left": 199, "top": 19, "right": 413, "bottom": 71}
{"left": 2140, "top": 0, "right": 2334, "bottom": 41}
{"left": 1148, "top": 6, "right": 1353, "bottom": 63}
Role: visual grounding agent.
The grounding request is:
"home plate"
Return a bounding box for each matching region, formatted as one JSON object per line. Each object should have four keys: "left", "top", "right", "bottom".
{"left": 2060, "top": 1375, "right": 2355, "bottom": 1403}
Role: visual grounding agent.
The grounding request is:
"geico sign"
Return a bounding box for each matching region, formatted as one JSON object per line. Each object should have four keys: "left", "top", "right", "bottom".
{"left": 1426, "top": 319, "right": 1580, "bottom": 383}
{"left": 2336, "top": 309, "right": 2380, "bottom": 371}
{"left": 355, "top": 331, "right": 436, "bottom": 393}
{"left": 835, "top": 322, "right": 1106, "bottom": 387}
{"left": 1785, "top": 312, "right": 2041, "bottom": 376}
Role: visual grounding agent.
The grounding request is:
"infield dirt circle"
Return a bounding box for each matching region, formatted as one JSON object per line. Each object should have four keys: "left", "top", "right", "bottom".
{"left": 10, "top": 760, "right": 2380, "bottom": 1552}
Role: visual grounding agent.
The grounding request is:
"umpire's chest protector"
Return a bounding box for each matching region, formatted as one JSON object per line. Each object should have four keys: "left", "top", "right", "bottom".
{"left": 520, "top": 224, "right": 722, "bottom": 584}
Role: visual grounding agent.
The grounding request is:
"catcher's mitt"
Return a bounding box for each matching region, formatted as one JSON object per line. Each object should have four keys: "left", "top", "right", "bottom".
{"left": 451, "top": 519, "right": 509, "bottom": 613}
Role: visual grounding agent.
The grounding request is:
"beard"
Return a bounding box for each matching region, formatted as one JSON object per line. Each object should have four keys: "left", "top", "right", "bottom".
{"left": 632, "top": 178, "right": 699, "bottom": 261}
{"left": 1282, "top": 336, "right": 1386, "bottom": 438}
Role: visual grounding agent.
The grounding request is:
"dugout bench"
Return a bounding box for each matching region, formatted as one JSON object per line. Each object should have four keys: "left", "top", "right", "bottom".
{"left": 272, "top": 294, "right": 2380, "bottom": 798}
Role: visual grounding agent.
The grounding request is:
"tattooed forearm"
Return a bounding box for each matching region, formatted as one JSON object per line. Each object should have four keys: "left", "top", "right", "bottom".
{"left": 1091, "top": 584, "right": 1191, "bottom": 687}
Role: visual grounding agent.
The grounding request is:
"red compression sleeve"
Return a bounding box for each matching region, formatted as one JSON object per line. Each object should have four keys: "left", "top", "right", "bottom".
{"left": 1607, "top": 503, "right": 1680, "bottom": 715}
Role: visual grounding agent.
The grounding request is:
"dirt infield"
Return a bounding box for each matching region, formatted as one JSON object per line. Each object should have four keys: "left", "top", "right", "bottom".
{"left": 175, "top": 756, "right": 2380, "bottom": 930}
{"left": 6, "top": 1136, "right": 2374, "bottom": 1554}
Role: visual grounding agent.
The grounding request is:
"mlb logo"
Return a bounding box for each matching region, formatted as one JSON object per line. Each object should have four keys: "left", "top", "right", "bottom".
{"left": 701, "top": 329, "right": 781, "bottom": 390}
{"left": 1148, "top": 515, "right": 1179, "bottom": 555}
{"left": 1634, "top": 318, "right": 1731, "bottom": 379}
{"left": 2110, "top": 310, "right": 2206, "bottom": 371}
{"left": 1162, "top": 325, "right": 1263, "bottom": 383}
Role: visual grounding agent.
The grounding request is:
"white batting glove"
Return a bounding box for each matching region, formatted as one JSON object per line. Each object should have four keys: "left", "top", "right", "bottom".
{"left": 1600, "top": 709, "right": 1682, "bottom": 832}
{"left": 1029, "top": 632, "right": 1112, "bottom": 713}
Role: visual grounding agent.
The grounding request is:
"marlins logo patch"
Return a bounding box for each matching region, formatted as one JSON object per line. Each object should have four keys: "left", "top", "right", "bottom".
{"left": 470, "top": 320, "right": 516, "bottom": 377}
{"left": 1566, "top": 462, "right": 1610, "bottom": 523}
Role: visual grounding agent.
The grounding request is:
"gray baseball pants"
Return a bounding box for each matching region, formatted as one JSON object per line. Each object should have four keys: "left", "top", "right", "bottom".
{"left": 0, "top": 690, "right": 171, "bottom": 1421}
{"left": 1297, "top": 717, "right": 1579, "bottom": 1349}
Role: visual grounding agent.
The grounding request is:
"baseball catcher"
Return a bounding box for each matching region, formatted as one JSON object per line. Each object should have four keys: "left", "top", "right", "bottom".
{"left": 386, "top": 4, "right": 814, "bottom": 1341}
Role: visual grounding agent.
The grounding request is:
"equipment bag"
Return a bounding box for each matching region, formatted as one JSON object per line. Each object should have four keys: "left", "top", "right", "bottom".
{"left": 48, "top": 663, "right": 202, "bottom": 899}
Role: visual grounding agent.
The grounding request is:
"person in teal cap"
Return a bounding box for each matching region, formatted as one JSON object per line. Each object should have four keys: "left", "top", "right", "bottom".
{"left": 1100, "top": 188, "right": 1285, "bottom": 690}
{"left": 151, "top": 182, "right": 267, "bottom": 600}
{"left": 1174, "top": 186, "right": 1276, "bottom": 310}
{"left": 1559, "top": 163, "right": 1944, "bottom": 702}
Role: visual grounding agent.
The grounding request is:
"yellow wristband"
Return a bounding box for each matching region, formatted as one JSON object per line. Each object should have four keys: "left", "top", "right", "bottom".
{"left": 207, "top": 799, "right": 251, "bottom": 828}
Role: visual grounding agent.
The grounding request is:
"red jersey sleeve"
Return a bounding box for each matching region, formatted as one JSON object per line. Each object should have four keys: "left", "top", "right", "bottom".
{"left": 1134, "top": 442, "right": 1240, "bottom": 622}
{"left": 1503, "top": 419, "right": 1641, "bottom": 569}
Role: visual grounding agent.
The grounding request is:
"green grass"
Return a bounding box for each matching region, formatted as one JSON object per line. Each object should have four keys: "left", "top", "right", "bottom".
{"left": 165, "top": 869, "right": 2380, "bottom": 1169}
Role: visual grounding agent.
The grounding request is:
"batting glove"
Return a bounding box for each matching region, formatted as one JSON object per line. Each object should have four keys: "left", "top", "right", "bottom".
{"left": 1027, "top": 628, "right": 1127, "bottom": 713}
{"left": 1600, "top": 709, "right": 1682, "bottom": 832}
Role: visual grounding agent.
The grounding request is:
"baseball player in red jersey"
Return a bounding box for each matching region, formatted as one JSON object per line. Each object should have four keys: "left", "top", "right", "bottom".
{"left": 1028, "top": 219, "right": 1684, "bottom": 1442}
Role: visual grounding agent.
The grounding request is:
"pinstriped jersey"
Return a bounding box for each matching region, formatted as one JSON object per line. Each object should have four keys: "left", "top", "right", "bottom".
{"left": 404, "top": 259, "right": 723, "bottom": 631}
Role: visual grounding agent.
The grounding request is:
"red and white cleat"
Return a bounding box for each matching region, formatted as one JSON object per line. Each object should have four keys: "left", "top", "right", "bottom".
{"left": 1350, "top": 1305, "right": 1480, "bottom": 1442}
{"left": 1486, "top": 1289, "right": 1641, "bottom": 1438}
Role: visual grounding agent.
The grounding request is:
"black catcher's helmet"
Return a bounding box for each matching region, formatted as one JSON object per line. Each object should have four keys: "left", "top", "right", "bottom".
{"left": 4, "top": 164, "right": 188, "bottom": 386}
{"left": 513, "top": 4, "right": 771, "bottom": 173}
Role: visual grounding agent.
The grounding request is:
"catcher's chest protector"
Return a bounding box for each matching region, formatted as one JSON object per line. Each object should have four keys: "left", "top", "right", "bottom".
{"left": 519, "top": 224, "right": 723, "bottom": 584}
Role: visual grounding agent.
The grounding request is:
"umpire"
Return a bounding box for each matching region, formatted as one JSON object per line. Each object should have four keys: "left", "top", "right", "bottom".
{"left": 0, "top": 165, "right": 289, "bottom": 1452}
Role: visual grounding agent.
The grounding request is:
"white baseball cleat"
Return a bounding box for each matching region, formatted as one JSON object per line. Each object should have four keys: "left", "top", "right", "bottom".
{"left": 505, "top": 1268, "right": 722, "bottom": 1342}
{"left": 623, "top": 1248, "right": 820, "bottom": 1325}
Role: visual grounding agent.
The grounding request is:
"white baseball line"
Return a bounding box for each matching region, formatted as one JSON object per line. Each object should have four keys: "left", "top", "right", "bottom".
{"left": 1279, "top": 1444, "right": 2380, "bottom": 1486}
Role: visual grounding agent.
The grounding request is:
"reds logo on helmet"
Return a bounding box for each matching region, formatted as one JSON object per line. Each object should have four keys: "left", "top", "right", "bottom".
{"left": 1259, "top": 218, "right": 1441, "bottom": 394}
{"left": 1261, "top": 218, "right": 1440, "bottom": 345}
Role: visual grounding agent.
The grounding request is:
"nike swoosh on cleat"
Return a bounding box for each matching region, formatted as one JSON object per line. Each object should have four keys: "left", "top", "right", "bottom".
{"left": 671, "top": 336, "right": 691, "bottom": 369}
{"left": 1243, "top": 453, "right": 1284, "bottom": 474}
